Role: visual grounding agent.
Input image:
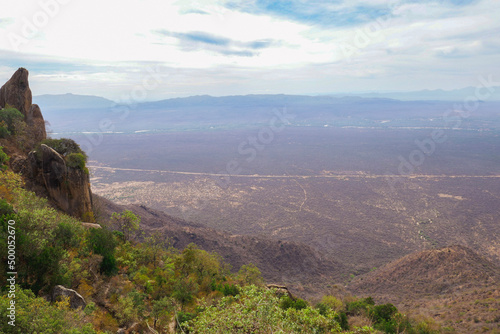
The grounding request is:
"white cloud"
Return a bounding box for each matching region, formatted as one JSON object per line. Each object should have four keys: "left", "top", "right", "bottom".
{"left": 0, "top": 0, "right": 498, "bottom": 98}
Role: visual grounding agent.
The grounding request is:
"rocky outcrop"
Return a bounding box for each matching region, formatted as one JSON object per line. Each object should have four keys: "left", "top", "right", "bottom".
{"left": 0, "top": 68, "right": 32, "bottom": 116}
{"left": 1, "top": 68, "right": 93, "bottom": 221}
{"left": 52, "top": 285, "right": 86, "bottom": 309}
{"left": 27, "top": 104, "right": 47, "bottom": 142}
{"left": 0, "top": 68, "right": 46, "bottom": 143}
{"left": 29, "top": 144, "right": 93, "bottom": 220}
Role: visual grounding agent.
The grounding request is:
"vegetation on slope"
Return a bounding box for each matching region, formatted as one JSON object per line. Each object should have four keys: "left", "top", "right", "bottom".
{"left": 0, "top": 168, "right": 441, "bottom": 333}
{"left": 0, "top": 108, "right": 442, "bottom": 333}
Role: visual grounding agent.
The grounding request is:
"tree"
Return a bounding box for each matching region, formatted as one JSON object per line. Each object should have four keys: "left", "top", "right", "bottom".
{"left": 237, "top": 263, "right": 264, "bottom": 286}
{"left": 87, "top": 227, "right": 118, "bottom": 275}
{"left": 111, "top": 210, "right": 140, "bottom": 242}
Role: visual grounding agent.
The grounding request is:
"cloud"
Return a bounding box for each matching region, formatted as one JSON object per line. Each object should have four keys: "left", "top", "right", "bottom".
{"left": 225, "top": 0, "right": 393, "bottom": 27}
{"left": 180, "top": 9, "right": 210, "bottom": 15}
{"left": 154, "top": 29, "right": 280, "bottom": 57}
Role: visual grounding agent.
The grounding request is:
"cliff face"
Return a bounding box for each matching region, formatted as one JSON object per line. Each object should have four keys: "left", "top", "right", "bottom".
{"left": 29, "top": 145, "right": 93, "bottom": 220}
{"left": 0, "top": 68, "right": 46, "bottom": 142}
{"left": 1, "top": 68, "right": 93, "bottom": 221}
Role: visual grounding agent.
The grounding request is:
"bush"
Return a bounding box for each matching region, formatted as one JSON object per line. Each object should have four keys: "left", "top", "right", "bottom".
{"left": 280, "top": 295, "right": 308, "bottom": 311}
{"left": 66, "top": 152, "right": 86, "bottom": 170}
{"left": 0, "top": 121, "right": 9, "bottom": 138}
{"left": 0, "top": 287, "right": 100, "bottom": 333}
{"left": 0, "top": 107, "right": 23, "bottom": 137}
{"left": 36, "top": 138, "right": 88, "bottom": 161}
{"left": 87, "top": 227, "right": 118, "bottom": 276}
{"left": 0, "top": 199, "right": 14, "bottom": 216}
{"left": 370, "top": 303, "right": 398, "bottom": 324}
{"left": 215, "top": 282, "right": 240, "bottom": 296}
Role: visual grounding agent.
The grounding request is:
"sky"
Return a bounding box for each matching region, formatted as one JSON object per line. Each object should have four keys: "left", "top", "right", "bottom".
{"left": 0, "top": 0, "right": 499, "bottom": 101}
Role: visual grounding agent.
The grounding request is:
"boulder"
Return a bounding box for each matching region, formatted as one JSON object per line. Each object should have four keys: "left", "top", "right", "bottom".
{"left": 52, "top": 285, "right": 86, "bottom": 309}
{"left": 27, "top": 104, "right": 46, "bottom": 142}
{"left": 34, "top": 144, "right": 93, "bottom": 220}
{"left": 0, "top": 68, "right": 32, "bottom": 117}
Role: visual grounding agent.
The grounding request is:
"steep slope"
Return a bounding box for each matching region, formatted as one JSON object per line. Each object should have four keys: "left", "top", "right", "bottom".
{"left": 96, "top": 194, "right": 348, "bottom": 298}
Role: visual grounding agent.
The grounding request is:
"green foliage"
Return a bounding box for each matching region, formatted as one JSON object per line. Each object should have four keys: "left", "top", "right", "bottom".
{"left": 111, "top": 210, "right": 140, "bottom": 242}
{"left": 87, "top": 227, "right": 118, "bottom": 276}
{"left": 281, "top": 295, "right": 309, "bottom": 311}
{"left": 187, "top": 285, "right": 344, "bottom": 333}
{"left": 37, "top": 138, "right": 87, "bottom": 159}
{"left": 237, "top": 263, "right": 264, "bottom": 286}
{"left": 215, "top": 282, "right": 240, "bottom": 296}
{"left": 370, "top": 303, "right": 398, "bottom": 324}
{"left": 0, "top": 165, "right": 444, "bottom": 333}
{"left": 66, "top": 152, "right": 87, "bottom": 170}
{"left": 55, "top": 221, "right": 82, "bottom": 249}
{"left": 0, "top": 287, "right": 101, "bottom": 333}
{"left": 0, "top": 198, "right": 14, "bottom": 216}
{"left": 0, "top": 146, "right": 9, "bottom": 170}
{"left": 346, "top": 297, "right": 375, "bottom": 316}
{"left": 0, "top": 106, "right": 23, "bottom": 137}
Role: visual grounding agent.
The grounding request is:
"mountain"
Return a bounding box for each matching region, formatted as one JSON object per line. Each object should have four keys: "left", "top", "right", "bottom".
{"left": 342, "top": 86, "right": 500, "bottom": 101}
{"left": 349, "top": 245, "right": 500, "bottom": 333}
{"left": 33, "top": 93, "right": 116, "bottom": 110}
{"left": 349, "top": 245, "right": 500, "bottom": 297}
{"left": 35, "top": 93, "right": 500, "bottom": 134}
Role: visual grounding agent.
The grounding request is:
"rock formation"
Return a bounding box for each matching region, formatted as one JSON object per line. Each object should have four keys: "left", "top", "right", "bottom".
{"left": 1, "top": 68, "right": 93, "bottom": 221}
{"left": 0, "top": 68, "right": 46, "bottom": 143}
{"left": 29, "top": 144, "right": 93, "bottom": 220}
{"left": 52, "top": 285, "right": 86, "bottom": 309}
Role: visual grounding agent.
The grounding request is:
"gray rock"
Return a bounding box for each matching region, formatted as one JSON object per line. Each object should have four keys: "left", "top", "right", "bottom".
{"left": 52, "top": 285, "right": 86, "bottom": 309}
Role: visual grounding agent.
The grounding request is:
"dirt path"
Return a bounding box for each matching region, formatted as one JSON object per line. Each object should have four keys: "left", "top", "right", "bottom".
{"left": 88, "top": 165, "right": 500, "bottom": 180}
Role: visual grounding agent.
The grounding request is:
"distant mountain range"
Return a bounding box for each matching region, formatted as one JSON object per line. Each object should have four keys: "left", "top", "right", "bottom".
{"left": 33, "top": 91, "right": 500, "bottom": 134}
{"left": 341, "top": 86, "right": 500, "bottom": 101}
{"left": 33, "top": 93, "right": 116, "bottom": 110}
{"left": 33, "top": 85, "right": 500, "bottom": 111}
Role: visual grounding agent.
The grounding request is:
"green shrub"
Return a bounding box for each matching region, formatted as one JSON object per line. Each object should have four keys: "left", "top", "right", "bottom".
{"left": 0, "top": 287, "right": 100, "bottom": 333}
{"left": 215, "top": 282, "right": 240, "bottom": 296}
{"left": 66, "top": 152, "right": 86, "bottom": 170}
{"left": 0, "top": 107, "right": 23, "bottom": 136}
{"left": 0, "top": 121, "right": 9, "bottom": 138}
{"left": 87, "top": 227, "right": 118, "bottom": 276}
{"left": 0, "top": 199, "right": 14, "bottom": 216}
{"left": 36, "top": 138, "right": 88, "bottom": 161}
{"left": 280, "top": 295, "right": 308, "bottom": 311}
{"left": 346, "top": 297, "right": 373, "bottom": 316}
{"left": 370, "top": 303, "right": 398, "bottom": 324}
{"left": 54, "top": 221, "right": 80, "bottom": 249}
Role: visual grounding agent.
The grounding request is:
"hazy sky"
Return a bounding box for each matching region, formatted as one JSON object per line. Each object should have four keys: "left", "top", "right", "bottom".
{"left": 1, "top": 0, "right": 499, "bottom": 101}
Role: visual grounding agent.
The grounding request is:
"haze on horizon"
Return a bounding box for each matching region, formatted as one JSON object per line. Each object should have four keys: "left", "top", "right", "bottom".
{"left": 1, "top": 0, "right": 499, "bottom": 101}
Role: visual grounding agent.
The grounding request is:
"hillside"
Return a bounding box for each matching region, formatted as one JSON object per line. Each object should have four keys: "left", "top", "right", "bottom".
{"left": 349, "top": 246, "right": 500, "bottom": 333}
{"left": 96, "top": 194, "right": 347, "bottom": 297}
